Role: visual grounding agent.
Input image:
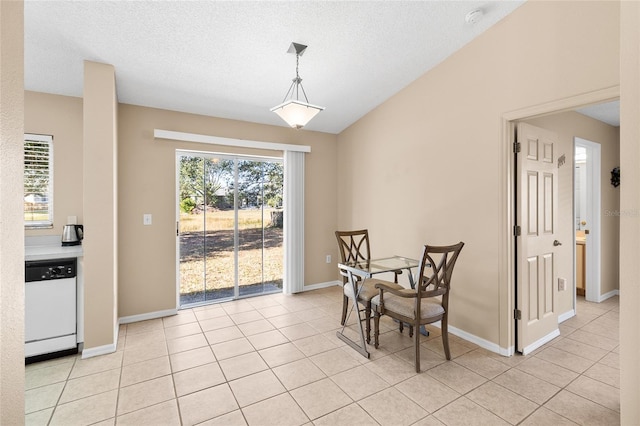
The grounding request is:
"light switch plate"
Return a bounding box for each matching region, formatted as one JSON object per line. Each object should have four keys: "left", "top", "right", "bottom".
{"left": 558, "top": 277, "right": 566, "bottom": 291}
{"left": 143, "top": 214, "right": 152, "bottom": 225}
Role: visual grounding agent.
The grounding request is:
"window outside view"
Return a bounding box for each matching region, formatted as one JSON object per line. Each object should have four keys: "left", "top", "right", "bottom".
{"left": 24, "top": 134, "right": 53, "bottom": 228}
{"left": 178, "top": 155, "right": 284, "bottom": 306}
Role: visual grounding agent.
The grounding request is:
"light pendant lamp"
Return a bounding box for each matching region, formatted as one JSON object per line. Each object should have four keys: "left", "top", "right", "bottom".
{"left": 271, "top": 42, "right": 325, "bottom": 129}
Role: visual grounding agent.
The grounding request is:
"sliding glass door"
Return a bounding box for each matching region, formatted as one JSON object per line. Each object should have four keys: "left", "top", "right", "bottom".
{"left": 177, "top": 152, "right": 283, "bottom": 307}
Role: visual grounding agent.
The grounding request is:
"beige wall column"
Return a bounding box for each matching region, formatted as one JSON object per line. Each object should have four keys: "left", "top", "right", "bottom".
{"left": 0, "top": 0, "right": 25, "bottom": 422}
{"left": 620, "top": 1, "right": 640, "bottom": 423}
{"left": 83, "top": 61, "right": 119, "bottom": 355}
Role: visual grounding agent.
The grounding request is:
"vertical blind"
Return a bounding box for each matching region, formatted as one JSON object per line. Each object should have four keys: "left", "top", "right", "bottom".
{"left": 24, "top": 134, "right": 53, "bottom": 227}
{"left": 283, "top": 150, "right": 305, "bottom": 294}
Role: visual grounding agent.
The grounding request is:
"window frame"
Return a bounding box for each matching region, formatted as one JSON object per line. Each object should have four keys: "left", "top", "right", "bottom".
{"left": 24, "top": 133, "right": 54, "bottom": 229}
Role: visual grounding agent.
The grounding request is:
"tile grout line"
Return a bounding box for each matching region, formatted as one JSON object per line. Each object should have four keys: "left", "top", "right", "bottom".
{"left": 27, "top": 291, "right": 619, "bottom": 425}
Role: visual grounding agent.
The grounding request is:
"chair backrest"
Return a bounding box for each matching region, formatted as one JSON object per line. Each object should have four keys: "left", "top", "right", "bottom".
{"left": 335, "top": 230, "right": 371, "bottom": 282}
{"left": 416, "top": 242, "right": 465, "bottom": 306}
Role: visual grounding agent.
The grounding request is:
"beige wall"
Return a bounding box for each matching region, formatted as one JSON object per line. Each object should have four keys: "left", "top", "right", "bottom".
{"left": 22, "top": 94, "right": 339, "bottom": 319}
{"left": 6, "top": 0, "right": 640, "bottom": 419}
{"left": 337, "top": 1, "right": 620, "bottom": 348}
{"left": 524, "top": 111, "right": 620, "bottom": 308}
{"left": 24, "top": 91, "right": 83, "bottom": 235}
{"left": 117, "top": 104, "right": 338, "bottom": 317}
{"left": 0, "top": 0, "right": 25, "bottom": 423}
{"left": 83, "top": 61, "right": 119, "bottom": 350}
{"left": 619, "top": 0, "right": 640, "bottom": 422}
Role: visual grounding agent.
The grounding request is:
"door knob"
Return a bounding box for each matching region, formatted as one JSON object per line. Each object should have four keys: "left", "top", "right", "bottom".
{"left": 553, "top": 240, "right": 562, "bottom": 246}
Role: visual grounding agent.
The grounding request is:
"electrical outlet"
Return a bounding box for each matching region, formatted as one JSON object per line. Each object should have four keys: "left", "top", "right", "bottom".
{"left": 143, "top": 214, "right": 152, "bottom": 226}
{"left": 326, "top": 255, "right": 331, "bottom": 264}
{"left": 558, "top": 277, "right": 566, "bottom": 291}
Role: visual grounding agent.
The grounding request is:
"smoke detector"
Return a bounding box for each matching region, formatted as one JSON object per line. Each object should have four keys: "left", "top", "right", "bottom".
{"left": 465, "top": 9, "right": 484, "bottom": 24}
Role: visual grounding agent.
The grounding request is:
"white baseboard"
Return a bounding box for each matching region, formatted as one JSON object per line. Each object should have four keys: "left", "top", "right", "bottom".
{"left": 521, "top": 328, "right": 560, "bottom": 355}
{"left": 81, "top": 308, "right": 178, "bottom": 359}
{"left": 303, "top": 280, "right": 342, "bottom": 292}
{"left": 558, "top": 309, "right": 576, "bottom": 323}
{"left": 448, "top": 325, "right": 505, "bottom": 355}
{"left": 119, "top": 308, "right": 178, "bottom": 324}
{"left": 599, "top": 289, "right": 619, "bottom": 302}
{"left": 500, "top": 346, "right": 516, "bottom": 357}
{"left": 427, "top": 321, "right": 512, "bottom": 357}
{"left": 81, "top": 343, "right": 116, "bottom": 359}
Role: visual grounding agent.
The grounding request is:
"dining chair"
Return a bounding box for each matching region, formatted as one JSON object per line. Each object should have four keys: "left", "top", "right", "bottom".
{"left": 335, "top": 229, "right": 403, "bottom": 343}
{"left": 372, "top": 242, "right": 464, "bottom": 372}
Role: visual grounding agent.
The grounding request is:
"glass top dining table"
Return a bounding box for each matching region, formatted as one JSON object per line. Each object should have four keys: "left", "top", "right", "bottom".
{"left": 340, "top": 255, "right": 420, "bottom": 288}
{"left": 336, "top": 255, "right": 420, "bottom": 358}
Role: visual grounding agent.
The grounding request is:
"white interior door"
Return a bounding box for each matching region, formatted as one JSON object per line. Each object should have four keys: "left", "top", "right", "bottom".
{"left": 516, "top": 122, "right": 560, "bottom": 354}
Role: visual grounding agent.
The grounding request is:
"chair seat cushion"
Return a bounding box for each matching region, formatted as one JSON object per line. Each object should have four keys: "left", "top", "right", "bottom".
{"left": 371, "top": 293, "right": 444, "bottom": 320}
{"left": 344, "top": 279, "right": 403, "bottom": 302}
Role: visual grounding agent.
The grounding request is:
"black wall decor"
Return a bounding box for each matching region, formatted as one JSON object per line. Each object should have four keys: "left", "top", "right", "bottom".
{"left": 611, "top": 167, "right": 620, "bottom": 188}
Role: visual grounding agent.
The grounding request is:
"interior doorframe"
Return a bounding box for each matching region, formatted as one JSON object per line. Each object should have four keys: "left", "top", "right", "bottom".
{"left": 574, "top": 137, "right": 602, "bottom": 303}
{"left": 499, "top": 86, "right": 619, "bottom": 355}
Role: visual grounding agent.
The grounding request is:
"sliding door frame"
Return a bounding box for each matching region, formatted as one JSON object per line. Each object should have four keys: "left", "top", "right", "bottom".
{"left": 175, "top": 149, "right": 283, "bottom": 308}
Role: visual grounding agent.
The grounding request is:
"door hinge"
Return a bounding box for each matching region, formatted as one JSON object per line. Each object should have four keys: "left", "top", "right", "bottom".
{"left": 176, "top": 221, "right": 179, "bottom": 236}
{"left": 513, "top": 225, "right": 521, "bottom": 236}
{"left": 513, "top": 142, "right": 521, "bottom": 153}
{"left": 514, "top": 309, "right": 522, "bottom": 320}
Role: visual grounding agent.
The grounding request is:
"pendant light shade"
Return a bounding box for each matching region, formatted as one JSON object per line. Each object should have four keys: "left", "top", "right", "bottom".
{"left": 271, "top": 100, "right": 324, "bottom": 130}
{"left": 271, "top": 43, "right": 325, "bottom": 129}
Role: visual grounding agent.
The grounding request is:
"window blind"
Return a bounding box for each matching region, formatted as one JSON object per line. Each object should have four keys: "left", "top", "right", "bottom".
{"left": 24, "top": 134, "right": 53, "bottom": 227}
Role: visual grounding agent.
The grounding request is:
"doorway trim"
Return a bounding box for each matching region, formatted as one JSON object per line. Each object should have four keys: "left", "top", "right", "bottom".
{"left": 574, "top": 137, "right": 602, "bottom": 304}
{"left": 499, "top": 85, "right": 619, "bottom": 354}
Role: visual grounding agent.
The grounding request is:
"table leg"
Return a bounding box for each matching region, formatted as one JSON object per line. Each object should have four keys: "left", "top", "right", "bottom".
{"left": 335, "top": 271, "right": 370, "bottom": 358}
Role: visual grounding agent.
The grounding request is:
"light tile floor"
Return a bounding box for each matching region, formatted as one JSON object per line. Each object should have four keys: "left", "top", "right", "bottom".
{"left": 25, "top": 288, "right": 620, "bottom": 425}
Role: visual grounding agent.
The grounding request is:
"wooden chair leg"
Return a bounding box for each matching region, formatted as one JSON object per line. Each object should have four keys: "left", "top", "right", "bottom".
{"left": 399, "top": 321, "right": 404, "bottom": 333}
{"left": 442, "top": 316, "right": 451, "bottom": 360}
{"left": 409, "top": 325, "right": 414, "bottom": 338}
{"left": 374, "top": 311, "right": 380, "bottom": 349}
{"left": 414, "top": 323, "right": 421, "bottom": 372}
{"left": 365, "top": 302, "right": 371, "bottom": 344}
{"left": 341, "top": 294, "right": 348, "bottom": 325}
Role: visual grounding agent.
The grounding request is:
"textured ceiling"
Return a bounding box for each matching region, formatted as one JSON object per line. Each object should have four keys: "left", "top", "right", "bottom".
{"left": 25, "top": 1, "right": 526, "bottom": 134}
{"left": 576, "top": 101, "right": 620, "bottom": 127}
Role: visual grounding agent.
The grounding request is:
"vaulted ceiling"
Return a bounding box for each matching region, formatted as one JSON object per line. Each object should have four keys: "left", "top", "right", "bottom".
{"left": 25, "top": 1, "right": 528, "bottom": 134}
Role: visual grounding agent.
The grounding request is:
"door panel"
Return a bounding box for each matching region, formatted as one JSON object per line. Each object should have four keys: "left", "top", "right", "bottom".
{"left": 542, "top": 252, "right": 554, "bottom": 315}
{"left": 516, "top": 122, "right": 560, "bottom": 354}
{"left": 527, "top": 172, "right": 538, "bottom": 235}
{"left": 237, "top": 160, "right": 266, "bottom": 297}
{"left": 544, "top": 173, "right": 554, "bottom": 233}
{"left": 527, "top": 257, "right": 538, "bottom": 321}
{"left": 204, "top": 158, "right": 235, "bottom": 301}
{"left": 178, "top": 156, "right": 206, "bottom": 305}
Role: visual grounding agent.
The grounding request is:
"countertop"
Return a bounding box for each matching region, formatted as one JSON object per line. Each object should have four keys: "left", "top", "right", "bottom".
{"left": 25, "top": 235, "right": 84, "bottom": 261}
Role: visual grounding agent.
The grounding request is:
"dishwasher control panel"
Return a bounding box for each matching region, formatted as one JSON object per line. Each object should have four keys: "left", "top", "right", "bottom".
{"left": 25, "top": 258, "right": 77, "bottom": 282}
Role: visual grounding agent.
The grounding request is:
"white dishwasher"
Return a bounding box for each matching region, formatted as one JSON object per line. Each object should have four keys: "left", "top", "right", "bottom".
{"left": 25, "top": 258, "right": 78, "bottom": 361}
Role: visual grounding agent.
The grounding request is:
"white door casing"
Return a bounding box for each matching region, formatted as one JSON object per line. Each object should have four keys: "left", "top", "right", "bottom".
{"left": 574, "top": 137, "right": 602, "bottom": 303}
{"left": 516, "top": 122, "right": 560, "bottom": 354}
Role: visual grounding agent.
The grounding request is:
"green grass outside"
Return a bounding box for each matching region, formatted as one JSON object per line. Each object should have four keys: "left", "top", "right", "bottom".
{"left": 179, "top": 208, "right": 283, "bottom": 305}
